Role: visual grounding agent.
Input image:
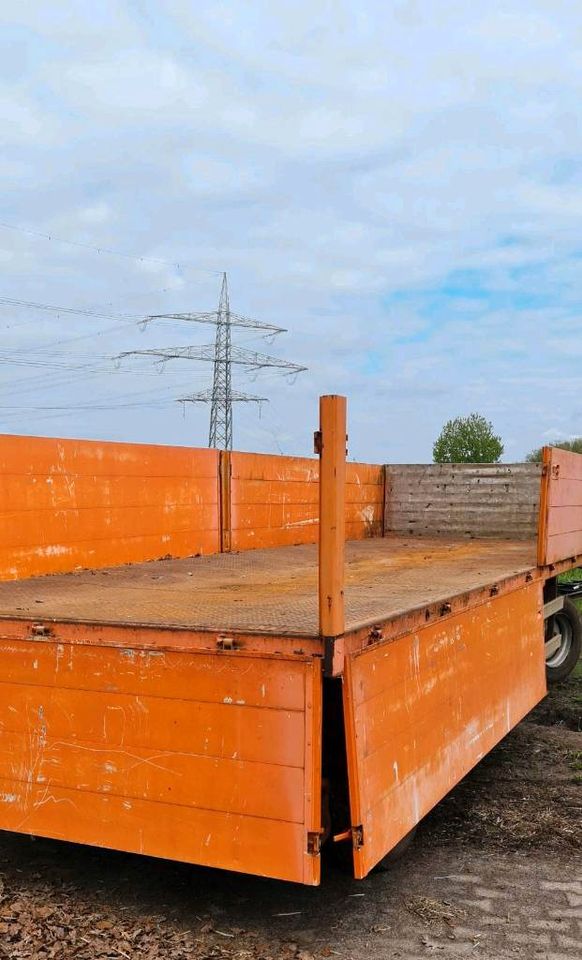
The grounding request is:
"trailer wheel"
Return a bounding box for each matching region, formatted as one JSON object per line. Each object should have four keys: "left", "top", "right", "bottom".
{"left": 545, "top": 597, "right": 582, "bottom": 684}
{"left": 374, "top": 827, "right": 417, "bottom": 872}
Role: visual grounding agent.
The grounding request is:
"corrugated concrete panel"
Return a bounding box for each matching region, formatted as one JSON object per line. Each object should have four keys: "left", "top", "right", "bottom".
{"left": 384, "top": 463, "right": 542, "bottom": 540}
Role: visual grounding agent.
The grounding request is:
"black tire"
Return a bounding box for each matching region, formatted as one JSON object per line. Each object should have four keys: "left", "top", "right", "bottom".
{"left": 545, "top": 597, "right": 582, "bottom": 684}
{"left": 373, "top": 827, "right": 417, "bottom": 872}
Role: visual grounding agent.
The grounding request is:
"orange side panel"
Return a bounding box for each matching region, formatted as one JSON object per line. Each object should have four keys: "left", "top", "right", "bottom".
{"left": 0, "top": 435, "right": 220, "bottom": 579}
{"left": 230, "top": 453, "right": 383, "bottom": 550}
{"left": 0, "top": 638, "right": 323, "bottom": 885}
{"left": 343, "top": 582, "right": 545, "bottom": 878}
{"left": 538, "top": 446, "right": 582, "bottom": 565}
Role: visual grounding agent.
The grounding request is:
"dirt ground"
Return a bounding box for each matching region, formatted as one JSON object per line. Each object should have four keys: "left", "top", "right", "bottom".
{"left": 0, "top": 666, "right": 579, "bottom": 960}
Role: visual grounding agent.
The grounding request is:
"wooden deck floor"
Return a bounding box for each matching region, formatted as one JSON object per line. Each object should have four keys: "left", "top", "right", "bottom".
{"left": 0, "top": 537, "right": 537, "bottom": 637}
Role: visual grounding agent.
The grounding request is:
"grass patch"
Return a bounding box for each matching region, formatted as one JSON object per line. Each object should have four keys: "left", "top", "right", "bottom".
{"left": 531, "top": 649, "right": 581, "bottom": 730}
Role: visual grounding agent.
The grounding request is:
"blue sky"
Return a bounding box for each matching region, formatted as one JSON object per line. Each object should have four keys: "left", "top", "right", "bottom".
{"left": 1, "top": 1, "right": 581, "bottom": 462}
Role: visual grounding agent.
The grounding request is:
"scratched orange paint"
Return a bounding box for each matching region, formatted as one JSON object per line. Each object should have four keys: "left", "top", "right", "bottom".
{"left": 0, "top": 423, "right": 568, "bottom": 887}
{"left": 0, "top": 434, "right": 220, "bottom": 580}
{"left": 342, "top": 581, "right": 546, "bottom": 877}
{"left": 230, "top": 452, "right": 384, "bottom": 550}
{"left": 0, "top": 436, "right": 384, "bottom": 580}
{"left": 0, "top": 639, "right": 323, "bottom": 885}
{"left": 538, "top": 445, "right": 582, "bottom": 565}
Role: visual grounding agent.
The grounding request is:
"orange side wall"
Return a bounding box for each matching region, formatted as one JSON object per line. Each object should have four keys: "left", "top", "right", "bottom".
{"left": 0, "top": 634, "right": 323, "bottom": 884}
{"left": 0, "top": 435, "right": 385, "bottom": 581}
{"left": 0, "top": 435, "right": 220, "bottom": 580}
{"left": 538, "top": 446, "right": 582, "bottom": 566}
{"left": 343, "top": 581, "right": 545, "bottom": 878}
{"left": 230, "top": 453, "right": 384, "bottom": 551}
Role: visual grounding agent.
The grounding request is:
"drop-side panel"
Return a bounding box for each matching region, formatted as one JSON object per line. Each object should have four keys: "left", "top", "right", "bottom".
{"left": 538, "top": 446, "right": 582, "bottom": 565}
{"left": 0, "top": 639, "right": 323, "bottom": 885}
{"left": 343, "top": 582, "right": 545, "bottom": 878}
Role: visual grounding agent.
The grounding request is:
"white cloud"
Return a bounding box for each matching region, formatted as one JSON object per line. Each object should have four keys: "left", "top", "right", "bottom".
{"left": 0, "top": 1, "right": 581, "bottom": 459}
{"left": 78, "top": 202, "right": 113, "bottom": 224}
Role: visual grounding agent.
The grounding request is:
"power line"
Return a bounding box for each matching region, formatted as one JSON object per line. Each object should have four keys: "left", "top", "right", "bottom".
{"left": 0, "top": 401, "right": 174, "bottom": 411}
{"left": 142, "top": 310, "right": 285, "bottom": 338}
{"left": 0, "top": 220, "right": 222, "bottom": 274}
{"left": 0, "top": 296, "right": 141, "bottom": 322}
{"left": 118, "top": 341, "right": 307, "bottom": 372}
{"left": 117, "top": 273, "right": 307, "bottom": 449}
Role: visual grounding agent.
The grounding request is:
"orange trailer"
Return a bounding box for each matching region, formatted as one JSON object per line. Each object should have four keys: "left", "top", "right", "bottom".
{"left": 0, "top": 395, "right": 579, "bottom": 885}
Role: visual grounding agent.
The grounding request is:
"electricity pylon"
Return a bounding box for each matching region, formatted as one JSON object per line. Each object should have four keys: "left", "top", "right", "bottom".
{"left": 118, "top": 273, "right": 306, "bottom": 449}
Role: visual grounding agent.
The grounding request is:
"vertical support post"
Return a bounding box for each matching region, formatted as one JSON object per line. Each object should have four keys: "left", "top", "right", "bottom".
{"left": 537, "top": 446, "right": 551, "bottom": 567}
{"left": 218, "top": 450, "right": 232, "bottom": 553}
{"left": 317, "top": 395, "right": 347, "bottom": 675}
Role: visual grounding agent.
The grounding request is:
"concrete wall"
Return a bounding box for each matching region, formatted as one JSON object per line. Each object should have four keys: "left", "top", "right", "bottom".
{"left": 384, "top": 462, "right": 542, "bottom": 540}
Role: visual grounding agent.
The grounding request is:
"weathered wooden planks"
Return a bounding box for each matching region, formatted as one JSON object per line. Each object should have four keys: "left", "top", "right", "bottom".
{"left": 384, "top": 463, "right": 541, "bottom": 540}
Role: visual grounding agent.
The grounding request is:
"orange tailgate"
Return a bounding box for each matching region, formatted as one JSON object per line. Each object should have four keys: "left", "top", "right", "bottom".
{"left": 0, "top": 637, "right": 323, "bottom": 885}
{"left": 343, "top": 581, "right": 545, "bottom": 878}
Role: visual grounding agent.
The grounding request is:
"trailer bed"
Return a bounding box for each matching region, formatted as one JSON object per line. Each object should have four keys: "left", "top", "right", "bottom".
{"left": 0, "top": 536, "right": 537, "bottom": 637}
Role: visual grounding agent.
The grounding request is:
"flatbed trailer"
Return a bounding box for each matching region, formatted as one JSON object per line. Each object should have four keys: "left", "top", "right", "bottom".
{"left": 0, "top": 395, "right": 580, "bottom": 885}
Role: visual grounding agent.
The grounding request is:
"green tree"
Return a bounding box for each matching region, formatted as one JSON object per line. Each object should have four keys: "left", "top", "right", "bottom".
{"left": 433, "top": 413, "right": 504, "bottom": 463}
{"left": 526, "top": 437, "right": 582, "bottom": 463}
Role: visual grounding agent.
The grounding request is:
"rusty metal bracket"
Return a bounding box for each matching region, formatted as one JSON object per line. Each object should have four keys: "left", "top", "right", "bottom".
{"left": 352, "top": 824, "right": 364, "bottom": 850}
{"left": 332, "top": 828, "right": 352, "bottom": 843}
{"left": 216, "top": 636, "right": 242, "bottom": 651}
{"left": 31, "top": 623, "right": 51, "bottom": 637}
{"left": 367, "top": 625, "right": 383, "bottom": 645}
{"left": 323, "top": 636, "right": 335, "bottom": 676}
{"left": 307, "top": 831, "right": 322, "bottom": 855}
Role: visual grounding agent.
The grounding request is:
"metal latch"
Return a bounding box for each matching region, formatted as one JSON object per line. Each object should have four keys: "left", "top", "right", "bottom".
{"left": 352, "top": 825, "right": 364, "bottom": 850}
{"left": 307, "top": 831, "right": 322, "bottom": 855}
{"left": 313, "top": 430, "right": 322, "bottom": 455}
{"left": 333, "top": 825, "right": 364, "bottom": 849}
{"left": 31, "top": 623, "right": 51, "bottom": 637}
{"left": 216, "top": 636, "right": 241, "bottom": 651}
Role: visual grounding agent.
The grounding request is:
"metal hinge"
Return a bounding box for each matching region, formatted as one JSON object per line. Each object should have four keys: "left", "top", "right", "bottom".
{"left": 216, "top": 636, "right": 242, "bottom": 651}
{"left": 313, "top": 430, "right": 322, "bottom": 455}
{"left": 352, "top": 825, "right": 364, "bottom": 850}
{"left": 307, "top": 831, "right": 322, "bottom": 856}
